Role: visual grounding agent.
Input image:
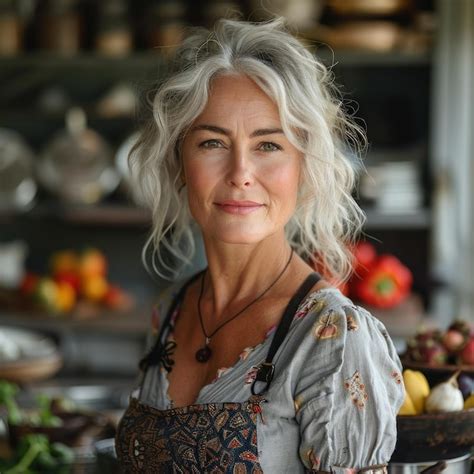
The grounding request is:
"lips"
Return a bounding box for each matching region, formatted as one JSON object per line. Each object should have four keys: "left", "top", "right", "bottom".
{"left": 217, "top": 200, "right": 262, "bottom": 207}
{"left": 214, "top": 200, "right": 264, "bottom": 215}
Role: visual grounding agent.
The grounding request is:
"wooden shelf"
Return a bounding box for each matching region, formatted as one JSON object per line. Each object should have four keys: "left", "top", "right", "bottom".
{"left": 2, "top": 202, "right": 430, "bottom": 229}
{"left": 0, "top": 52, "right": 167, "bottom": 73}
{"left": 0, "top": 49, "right": 431, "bottom": 73}
{"left": 0, "top": 305, "right": 150, "bottom": 335}
{"left": 0, "top": 203, "right": 151, "bottom": 226}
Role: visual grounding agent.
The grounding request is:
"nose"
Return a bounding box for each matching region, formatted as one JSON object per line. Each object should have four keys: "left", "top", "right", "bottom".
{"left": 226, "top": 146, "right": 254, "bottom": 188}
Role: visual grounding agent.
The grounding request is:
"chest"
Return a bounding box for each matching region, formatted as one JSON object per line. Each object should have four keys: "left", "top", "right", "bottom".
{"left": 165, "top": 300, "right": 284, "bottom": 408}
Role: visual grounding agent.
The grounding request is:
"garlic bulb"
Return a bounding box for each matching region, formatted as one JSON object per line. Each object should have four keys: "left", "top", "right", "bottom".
{"left": 425, "top": 371, "right": 464, "bottom": 413}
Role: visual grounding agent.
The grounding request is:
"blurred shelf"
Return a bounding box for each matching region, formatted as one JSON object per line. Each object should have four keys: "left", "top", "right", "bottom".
{"left": 0, "top": 49, "right": 431, "bottom": 74}
{"left": 0, "top": 52, "right": 167, "bottom": 73}
{"left": 313, "top": 48, "right": 432, "bottom": 67}
{"left": 2, "top": 203, "right": 430, "bottom": 229}
{"left": 0, "top": 110, "right": 135, "bottom": 123}
{"left": 0, "top": 306, "right": 150, "bottom": 335}
{"left": 1, "top": 203, "right": 151, "bottom": 226}
{"left": 363, "top": 207, "right": 431, "bottom": 229}
{"left": 50, "top": 204, "right": 150, "bottom": 226}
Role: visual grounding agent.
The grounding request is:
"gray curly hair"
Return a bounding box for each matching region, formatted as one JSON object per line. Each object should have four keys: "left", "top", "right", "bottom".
{"left": 129, "top": 17, "right": 367, "bottom": 284}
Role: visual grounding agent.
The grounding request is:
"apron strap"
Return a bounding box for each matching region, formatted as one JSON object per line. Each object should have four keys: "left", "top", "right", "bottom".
{"left": 139, "top": 270, "right": 204, "bottom": 371}
{"left": 251, "top": 272, "right": 321, "bottom": 396}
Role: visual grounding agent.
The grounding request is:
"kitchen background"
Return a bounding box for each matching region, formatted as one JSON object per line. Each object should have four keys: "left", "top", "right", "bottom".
{"left": 0, "top": 0, "right": 473, "bottom": 471}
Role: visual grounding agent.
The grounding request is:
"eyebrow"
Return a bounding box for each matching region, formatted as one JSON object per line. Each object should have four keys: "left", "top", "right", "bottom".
{"left": 189, "top": 124, "right": 284, "bottom": 138}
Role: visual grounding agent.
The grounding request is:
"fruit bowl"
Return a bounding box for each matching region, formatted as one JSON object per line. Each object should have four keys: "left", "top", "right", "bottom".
{"left": 391, "top": 408, "right": 474, "bottom": 463}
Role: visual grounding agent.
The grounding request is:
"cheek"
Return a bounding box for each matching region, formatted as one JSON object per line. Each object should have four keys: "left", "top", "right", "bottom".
{"left": 185, "top": 161, "right": 215, "bottom": 196}
{"left": 184, "top": 162, "right": 219, "bottom": 222}
{"left": 266, "top": 163, "right": 301, "bottom": 205}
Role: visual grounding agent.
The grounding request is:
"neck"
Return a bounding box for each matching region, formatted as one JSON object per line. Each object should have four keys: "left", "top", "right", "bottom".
{"left": 200, "top": 234, "right": 294, "bottom": 322}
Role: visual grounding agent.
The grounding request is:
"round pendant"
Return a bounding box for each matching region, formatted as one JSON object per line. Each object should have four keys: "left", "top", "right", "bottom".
{"left": 195, "top": 345, "right": 212, "bottom": 363}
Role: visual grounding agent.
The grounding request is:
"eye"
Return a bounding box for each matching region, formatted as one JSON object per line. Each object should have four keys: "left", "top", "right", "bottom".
{"left": 259, "top": 142, "right": 282, "bottom": 152}
{"left": 199, "top": 139, "right": 224, "bottom": 148}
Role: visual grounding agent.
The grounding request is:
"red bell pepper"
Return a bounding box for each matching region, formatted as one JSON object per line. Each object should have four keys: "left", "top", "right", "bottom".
{"left": 351, "top": 241, "right": 377, "bottom": 278}
{"left": 353, "top": 254, "right": 413, "bottom": 308}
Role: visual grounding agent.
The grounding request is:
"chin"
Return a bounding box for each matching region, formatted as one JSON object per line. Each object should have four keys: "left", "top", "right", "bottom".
{"left": 206, "top": 226, "right": 272, "bottom": 246}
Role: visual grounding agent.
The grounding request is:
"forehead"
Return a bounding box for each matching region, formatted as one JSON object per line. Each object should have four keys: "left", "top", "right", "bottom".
{"left": 197, "top": 74, "right": 281, "bottom": 123}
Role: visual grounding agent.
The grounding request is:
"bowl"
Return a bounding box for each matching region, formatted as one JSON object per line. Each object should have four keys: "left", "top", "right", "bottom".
{"left": 392, "top": 408, "right": 474, "bottom": 463}
{"left": 0, "top": 326, "right": 62, "bottom": 383}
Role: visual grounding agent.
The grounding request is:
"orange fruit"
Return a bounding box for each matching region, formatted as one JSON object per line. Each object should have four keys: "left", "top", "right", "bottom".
{"left": 56, "top": 281, "right": 76, "bottom": 313}
{"left": 81, "top": 275, "right": 109, "bottom": 302}
{"left": 50, "top": 250, "right": 79, "bottom": 276}
{"left": 79, "top": 248, "right": 107, "bottom": 279}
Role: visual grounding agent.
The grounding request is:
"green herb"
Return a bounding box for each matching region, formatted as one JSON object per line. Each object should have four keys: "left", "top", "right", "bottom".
{"left": 0, "top": 433, "right": 73, "bottom": 473}
{"left": 0, "top": 380, "right": 22, "bottom": 425}
{"left": 0, "top": 380, "right": 63, "bottom": 428}
{"left": 36, "top": 393, "right": 62, "bottom": 428}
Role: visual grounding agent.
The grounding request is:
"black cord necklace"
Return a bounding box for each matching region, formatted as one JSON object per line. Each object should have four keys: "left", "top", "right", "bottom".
{"left": 195, "top": 249, "right": 294, "bottom": 363}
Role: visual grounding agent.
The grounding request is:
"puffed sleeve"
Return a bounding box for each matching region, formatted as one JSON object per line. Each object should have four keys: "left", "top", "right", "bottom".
{"left": 144, "top": 282, "right": 182, "bottom": 351}
{"left": 294, "top": 302, "right": 405, "bottom": 473}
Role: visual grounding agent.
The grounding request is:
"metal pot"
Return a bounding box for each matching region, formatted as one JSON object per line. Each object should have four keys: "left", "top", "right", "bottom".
{"left": 37, "top": 107, "right": 119, "bottom": 204}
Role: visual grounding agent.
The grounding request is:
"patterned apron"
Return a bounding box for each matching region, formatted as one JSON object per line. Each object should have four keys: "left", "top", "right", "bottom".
{"left": 116, "top": 272, "right": 321, "bottom": 473}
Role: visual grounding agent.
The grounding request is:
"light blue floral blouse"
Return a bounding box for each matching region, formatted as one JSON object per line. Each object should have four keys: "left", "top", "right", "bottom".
{"left": 136, "top": 280, "right": 405, "bottom": 473}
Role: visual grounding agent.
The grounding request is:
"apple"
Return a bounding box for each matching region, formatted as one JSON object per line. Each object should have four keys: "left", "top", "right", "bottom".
{"left": 103, "top": 285, "right": 133, "bottom": 310}
{"left": 54, "top": 270, "right": 81, "bottom": 294}
{"left": 442, "top": 329, "right": 466, "bottom": 353}
{"left": 459, "top": 337, "right": 474, "bottom": 365}
{"left": 33, "top": 277, "right": 59, "bottom": 312}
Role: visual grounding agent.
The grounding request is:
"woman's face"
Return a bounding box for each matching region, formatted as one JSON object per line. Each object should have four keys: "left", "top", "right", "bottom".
{"left": 181, "top": 74, "right": 303, "bottom": 246}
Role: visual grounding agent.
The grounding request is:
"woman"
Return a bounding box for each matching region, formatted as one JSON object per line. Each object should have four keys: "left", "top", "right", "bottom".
{"left": 116, "top": 17, "right": 405, "bottom": 473}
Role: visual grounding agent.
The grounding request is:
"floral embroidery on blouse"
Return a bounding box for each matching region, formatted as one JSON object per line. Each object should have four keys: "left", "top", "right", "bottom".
{"left": 244, "top": 365, "right": 259, "bottom": 385}
{"left": 211, "top": 367, "right": 231, "bottom": 383}
{"left": 294, "top": 296, "right": 327, "bottom": 320}
{"left": 344, "top": 370, "right": 368, "bottom": 409}
{"left": 304, "top": 448, "right": 321, "bottom": 470}
{"left": 346, "top": 313, "right": 359, "bottom": 331}
{"left": 240, "top": 346, "right": 254, "bottom": 361}
{"left": 391, "top": 371, "right": 402, "bottom": 384}
{"left": 294, "top": 394, "right": 304, "bottom": 414}
{"left": 313, "top": 310, "right": 340, "bottom": 340}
